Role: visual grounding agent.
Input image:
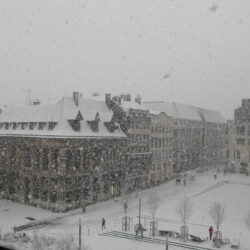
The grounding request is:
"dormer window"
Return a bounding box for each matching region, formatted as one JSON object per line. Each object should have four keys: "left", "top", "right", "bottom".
{"left": 39, "top": 122, "right": 46, "bottom": 130}
{"left": 88, "top": 121, "right": 98, "bottom": 132}
{"left": 88, "top": 113, "right": 101, "bottom": 132}
{"left": 4, "top": 123, "right": 9, "bottom": 129}
{"left": 29, "top": 122, "right": 35, "bottom": 130}
{"left": 104, "top": 122, "right": 114, "bottom": 132}
{"left": 48, "top": 122, "right": 57, "bottom": 130}
{"left": 68, "top": 120, "right": 81, "bottom": 131}
{"left": 21, "top": 123, "right": 27, "bottom": 129}
{"left": 68, "top": 110, "right": 83, "bottom": 132}
{"left": 13, "top": 123, "right": 17, "bottom": 130}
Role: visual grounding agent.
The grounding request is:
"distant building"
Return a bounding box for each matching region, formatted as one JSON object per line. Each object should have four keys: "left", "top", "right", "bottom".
{"left": 109, "top": 94, "right": 152, "bottom": 192}
{"left": 226, "top": 99, "right": 250, "bottom": 174}
{"left": 0, "top": 92, "right": 127, "bottom": 212}
{"left": 149, "top": 111, "right": 173, "bottom": 184}
{"left": 144, "top": 102, "right": 225, "bottom": 173}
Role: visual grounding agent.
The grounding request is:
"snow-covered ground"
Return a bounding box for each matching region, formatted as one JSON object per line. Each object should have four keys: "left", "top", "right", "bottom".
{"left": 1, "top": 170, "right": 250, "bottom": 250}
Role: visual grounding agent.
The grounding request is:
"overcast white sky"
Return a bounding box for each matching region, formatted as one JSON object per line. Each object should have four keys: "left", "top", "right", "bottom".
{"left": 0, "top": 0, "right": 250, "bottom": 119}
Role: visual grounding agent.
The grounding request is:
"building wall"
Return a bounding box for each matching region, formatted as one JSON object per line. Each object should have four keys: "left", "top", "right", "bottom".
{"left": 0, "top": 136, "right": 127, "bottom": 212}
{"left": 172, "top": 119, "right": 203, "bottom": 173}
{"left": 202, "top": 122, "right": 226, "bottom": 169}
{"left": 149, "top": 112, "right": 173, "bottom": 184}
{"left": 111, "top": 97, "right": 152, "bottom": 192}
{"left": 224, "top": 99, "right": 250, "bottom": 174}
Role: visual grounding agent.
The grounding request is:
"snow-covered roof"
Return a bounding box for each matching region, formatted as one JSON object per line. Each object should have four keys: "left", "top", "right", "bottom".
{"left": 144, "top": 102, "right": 202, "bottom": 121}
{"left": 0, "top": 104, "right": 61, "bottom": 123}
{"left": 61, "top": 97, "right": 113, "bottom": 122}
{"left": 0, "top": 95, "right": 126, "bottom": 138}
{"left": 144, "top": 102, "right": 225, "bottom": 123}
{"left": 120, "top": 100, "right": 148, "bottom": 112}
{"left": 196, "top": 108, "right": 225, "bottom": 124}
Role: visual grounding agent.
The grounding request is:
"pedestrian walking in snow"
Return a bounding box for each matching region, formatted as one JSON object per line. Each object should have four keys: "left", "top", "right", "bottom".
{"left": 183, "top": 178, "right": 186, "bottom": 186}
{"left": 209, "top": 226, "right": 214, "bottom": 240}
{"left": 102, "top": 218, "right": 106, "bottom": 230}
{"left": 214, "top": 174, "right": 217, "bottom": 180}
{"left": 82, "top": 205, "right": 86, "bottom": 213}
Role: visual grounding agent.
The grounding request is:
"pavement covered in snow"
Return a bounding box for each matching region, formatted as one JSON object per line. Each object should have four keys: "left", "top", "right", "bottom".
{"left": 1, "top": 170, "right": 250, "bottom": 250}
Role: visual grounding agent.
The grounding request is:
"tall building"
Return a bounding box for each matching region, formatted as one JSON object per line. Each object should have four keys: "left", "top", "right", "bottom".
{"left": 149, "top": 111, "right": 173, "bottom": 184}
{"left": 144, "top": 102, "right": 225, "bottom": 173}
{"left": 0, "top": 92, "right": 127, "bottom": 212}
{"left": 108, "top": 94, "right": 152, "bottom": 192}
{"left": 226, "top": 99, "right": 250, "bottom": 174}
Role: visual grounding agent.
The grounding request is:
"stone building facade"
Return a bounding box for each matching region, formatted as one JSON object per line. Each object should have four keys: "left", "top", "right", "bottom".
{"left": 0, "top": 93, "right": 127, "bottom": 212}
{"left": 149, "top": 112, "right": 173, "bottom": 184}
{"left": 225, "top": 99, "right": 250, "bottom": 174}
{"left": 144, "top": 102, "right": 225, "bottom": 173}
{"left": 109, "top": 94, "right": 152, "bottom": 192}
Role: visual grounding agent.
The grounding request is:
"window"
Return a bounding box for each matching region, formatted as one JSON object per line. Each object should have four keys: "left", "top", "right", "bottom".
{"left": 39, "top": 122, "right": 46, "bottom": 130}
{"left": 52, "top": 149, "right": 59, "bottom": 171}
{"left": 66, "top": 150, "right": 72, "bottom": 171}
{"left": 236, "top": 139, "right": 245, "bottom": 145}
{"left": 23, "top": 147, "right": 31, "bottom": 168}
{"left": 33, "top": 189, "right": 39, "bottom": 199}
{"left": 226, "top": 150, "right": 230, "bottom": 159}
{"left": 50, "top": 192, "right": 57, "bottom": 203}
{"left": 34, "top": 148, "right": 40, "bottom": 168}
{"left": 48, "top": 122, "right": 57, "bottom": 130}
{"left": 10, "top": 147, "right": 16, "bottom": 165}
{"left": 236, "top": 126, "right": 245, "bottom": 136}
{"left": 41, "top": 191, "right": 48, "bottom": 201}
{"left": 66, "top": 191, "right": 73, "bottom": 203}
{"left": 42, "top": 148, "right": 49, "bottom": 170}
{"left": 74, "top": 149, "right": 81, "bottom": 170}
{"left": 29, "top": 122, "right": 35, "bottom": 130}
{"left": 237, "top": 150, "right": 240, "bottom": 159}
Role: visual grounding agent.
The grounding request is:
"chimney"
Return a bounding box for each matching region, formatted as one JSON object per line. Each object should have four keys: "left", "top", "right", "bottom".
{"left": 121, "top": 93, "right": 131, "bottom": 102}
{"left": 105, "top": 93, "right": 112, "bottom": 108}
{"left": 73, "top": 92, "right": 81, "bottom": 106}
{"left": 135, "top": 95, "right": 141, "bottom": 105}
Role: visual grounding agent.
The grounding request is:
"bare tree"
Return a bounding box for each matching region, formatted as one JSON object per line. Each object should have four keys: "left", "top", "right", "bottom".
{"left": 177, "top": 197, "right": 193, "bottom": 226}
{"left": 245, "top": 212, "right": 250, "bottom": 230}
{"left": 56, "top": 233, "right": 87, "bottom": 250}
{"left": 209, "top": 202, "right": 225, "bottom": 230}
{"left": 147, "top": 192, "right": 160, "bottom": 220}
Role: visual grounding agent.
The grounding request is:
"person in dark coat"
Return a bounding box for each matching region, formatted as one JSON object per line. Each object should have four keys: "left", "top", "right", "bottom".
{"left": 102, "top": 218, "right": 106, "bottom": 230}
{"left": 209, "top": 226, "right": 214, "bottom": 240}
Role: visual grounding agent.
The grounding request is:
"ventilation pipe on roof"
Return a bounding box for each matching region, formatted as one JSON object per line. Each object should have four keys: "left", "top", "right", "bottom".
{"left": 73, "top": 92, "right": 81, "bottom": 106}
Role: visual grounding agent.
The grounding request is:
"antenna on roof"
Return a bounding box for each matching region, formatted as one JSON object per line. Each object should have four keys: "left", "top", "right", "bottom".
{"left": 25, "top": 89, "right": 32, "bottom": 105}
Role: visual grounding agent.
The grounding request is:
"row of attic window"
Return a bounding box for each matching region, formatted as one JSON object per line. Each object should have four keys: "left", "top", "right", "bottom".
{"left": 0, "top": 122, "right": 57, "bottom": 130}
